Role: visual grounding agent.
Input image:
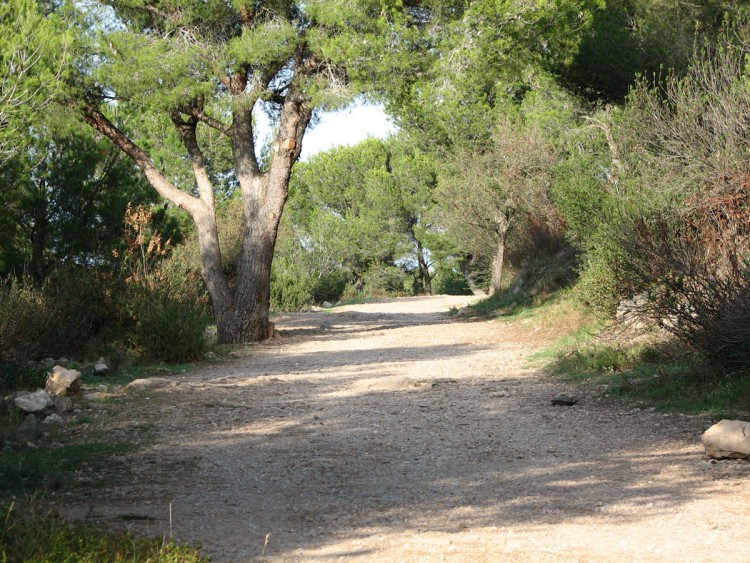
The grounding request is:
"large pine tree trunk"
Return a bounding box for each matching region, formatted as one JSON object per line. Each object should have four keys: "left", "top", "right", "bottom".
{"left": 83, "top": 81, "right": 311, "bottom": 345}
{"left": 214, "top": 90, "right": 310, "bottom": 343}
{"left": 220, "top": 185, "right": 283, "bottom": 343}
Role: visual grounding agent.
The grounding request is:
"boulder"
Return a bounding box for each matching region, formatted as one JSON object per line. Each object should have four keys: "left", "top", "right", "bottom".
{"left": 46, "top": 365, "right": 82, "bottom": 396}
{"left": 94, "top": 357, "right": 109, "bottom": 375}
{"left": 322, "top": 301, "right": 333, "bottom": 308}
{"left": 126, "top": 377, "right": 178, "bottom": 392}
{"left": 14, "top": 390, "right": 53, "bottom": 413}
{"left": 702, "top": 419, "right": 750, "bottom": 459}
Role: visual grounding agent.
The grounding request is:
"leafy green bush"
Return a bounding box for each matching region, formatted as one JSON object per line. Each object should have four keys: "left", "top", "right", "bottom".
{"left": 129, "top": 283, "right": 210, "bottom": 363}
{"left": 270, "top": 271, "right": 314, "bottom": 312}
{"left": 432, "top": 268, "right": 472, "bottom": 296}
{"left": 0, "top": 361, "right": 47, "bottom": 395}
{"left": 0, "top": 271, "right": 112, "bottom": 362}
{"left": 359, "top": 264, "right": 407, "bottom": 297}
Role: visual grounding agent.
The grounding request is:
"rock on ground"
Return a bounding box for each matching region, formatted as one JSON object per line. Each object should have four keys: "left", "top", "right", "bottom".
{"left": 702, "top": 419, "right": 750, "bottom": 459}
{"left": 46, "top": 366, "right": 82, "bottom": 396}
{"left": 13, "top": 389, "right": 53, "bottom": 413}
{"left": 126, "top": 378, "right": 179, "bottom": 392}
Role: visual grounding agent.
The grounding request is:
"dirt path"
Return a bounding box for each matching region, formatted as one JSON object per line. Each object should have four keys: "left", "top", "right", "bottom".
{"left": 67, "top": 295, "right": 750, "bottom": 561}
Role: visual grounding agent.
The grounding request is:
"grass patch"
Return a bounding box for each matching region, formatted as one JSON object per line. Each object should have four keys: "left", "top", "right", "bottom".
{"left": 0, "top": 362, "right": 47, "bottom": 395}
{"left": 469, "top": 287, "right": 582, "bottom": 321}
{"left": 0, "top": 503, "right": 207, "bottom": 562}
{"left": 468, "top": 291, "right": 530, "bottom": 318}
{"left": 549, "top": 340, "right": 750, "bottom": 417}
{"left": 0, "top": 442, "right": 132, "bottom": 495}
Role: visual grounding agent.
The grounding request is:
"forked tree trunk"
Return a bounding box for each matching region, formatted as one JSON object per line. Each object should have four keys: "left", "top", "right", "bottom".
{"left": 83, "top": 84, "right": 311, "bottom": 344}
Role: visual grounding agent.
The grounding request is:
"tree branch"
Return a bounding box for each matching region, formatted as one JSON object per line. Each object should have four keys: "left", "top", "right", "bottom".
{"left": 170, "top": 110, "right": 216, "bottom": 212}
{"left": 182, "top": 105, "right": 231, "bottom": 136}
{"left": 82, "top": 104, "right": 201, "bottom": 216}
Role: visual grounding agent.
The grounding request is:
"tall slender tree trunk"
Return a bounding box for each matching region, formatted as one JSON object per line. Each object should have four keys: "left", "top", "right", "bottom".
{"left": 416, "top": 239, "right": 432, "bottom": 295}
{"left": 489, "top": 233, "right": 507, "bottom": 295}
{"left": 489, "top": 209, "right": 513, "bottom": 295}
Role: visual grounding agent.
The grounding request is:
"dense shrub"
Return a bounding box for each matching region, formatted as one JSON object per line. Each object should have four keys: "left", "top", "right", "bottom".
{"left": 432, "top": 268, "right": 472, "bottom": 296}
{"left": 359, "top": 264, "right": 407, "bottom": 297}
{"left": 613, "top": 207, "right": 750, "bottom": 370}
{"left": 127, "top": 268, "right": 210, "bottom": 363}
{"left": 0, "top": 362, "right": 47, "bottom": 395}
{"left": 0, "top": 271, "right": 111, "bottom": 362}
{"left": 572, "top": 21, "right": 750, "bottom": 371}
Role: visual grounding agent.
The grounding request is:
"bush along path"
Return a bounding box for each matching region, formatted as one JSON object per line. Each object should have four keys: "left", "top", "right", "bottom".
{"left": 55, "top": 295, "right": 750, "bottom": 562}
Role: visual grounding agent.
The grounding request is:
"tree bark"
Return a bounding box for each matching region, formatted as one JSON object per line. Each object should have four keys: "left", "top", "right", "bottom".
{"left": 82, "top": 78, "right": 311, "bottom": 344}
{"left": 220, "top": 87, "right": 312, "bottom": 343}
{"left": 415, "top": 239, "right": 432, "bottom": 295}
{"left": 489, "top": 233, "right": 507, "bottom": 295}
{"left": 489, "top": 208, "right": 513, "bottom": 295}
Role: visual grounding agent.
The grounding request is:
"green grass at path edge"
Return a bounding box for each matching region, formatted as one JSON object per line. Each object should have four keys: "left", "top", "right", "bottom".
{"left": 471, "top": 289, "right": 750, "bottom": 418}
{"left": 548, "top": 340, "right": 750, "bottom": 418}
{"left": 1, "top": 503, "right": 208, "bottom": 563}
{"left": 0, "top": 442, "right": 134, "bottom": 495}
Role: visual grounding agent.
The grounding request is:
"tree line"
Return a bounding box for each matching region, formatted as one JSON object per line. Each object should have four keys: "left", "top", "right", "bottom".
{"left": 2, "top": 0, "right": 750, "bottom": 372}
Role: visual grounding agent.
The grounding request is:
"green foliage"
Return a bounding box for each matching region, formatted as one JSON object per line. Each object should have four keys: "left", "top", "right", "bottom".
{"left": 274, "top": 136, "right": 443, "bottom": 304}
{"left": 0, "top": 443, "right": 131, "bottom": 494}
{"left": 560, "top": 20, "right": 750, "bottom": 372}
{"left": 551, "top": 341, "right": 750, "bottom": 416}
{"left": 0, "top": 0, "right": 72, "bottom": 160}
{"left": 432, "top": 268, "right": 472, "bottom": 296}
{"left": 0, "top": 112, "right": 158, "bottom": 279}
{"left": 562, "top": 0, "right": 732, "bottom": 101}
{"left": 0, "top": 361, "right": 47, "bottom": 395}
{"left": 435, "top": 86, "right": 567, "bottom": 292}
{"left": 0, "top": 504, "right": 207, "bottom": 562}
{"left": 358, "top": 263, "right": 407, "bottom": 297}
{"left": 127, "top": 273, "right": 210, "bottom": 363}
{"left": 0, "top": 271, "right": 112, "bottom": 362}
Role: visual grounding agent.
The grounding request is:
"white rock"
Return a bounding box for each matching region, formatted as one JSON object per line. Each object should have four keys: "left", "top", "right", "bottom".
{"left": 14, "top": 390, "right": 53, "bottom": 413}
{"left": 46, "top": 365, "right": 82, "bottom": 396}
{"left": 702, "top": 419, "right": 750, "bottom": 459}
{"left": 94, "top": 357, "right": 109, "bottom": 375}
{"left": 322, "top": 301, "right": 333, "bottom": 308}
{"left": 126, "top": 377, "right": 178, "bottom": 392}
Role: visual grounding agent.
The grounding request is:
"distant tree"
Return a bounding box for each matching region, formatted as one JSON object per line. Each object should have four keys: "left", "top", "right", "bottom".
{"left": 73, "top": 0, "right": 454, "bottom": 342}
{"left": 0, "top": 0, "right": 71, "bottom": 161}
{"left": 0, "top": 113, "right": 158, "bottom": 279}
{"left": 436, "top": 78, "right": 571, "bottom": 294}
{"left": 283, "top": 136, "right": 439, "bottom": 297}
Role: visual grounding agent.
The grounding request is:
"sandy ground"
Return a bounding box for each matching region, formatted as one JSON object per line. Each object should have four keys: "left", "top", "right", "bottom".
{"left": 59, "top": 295, "right": 750, "bottom": 562}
